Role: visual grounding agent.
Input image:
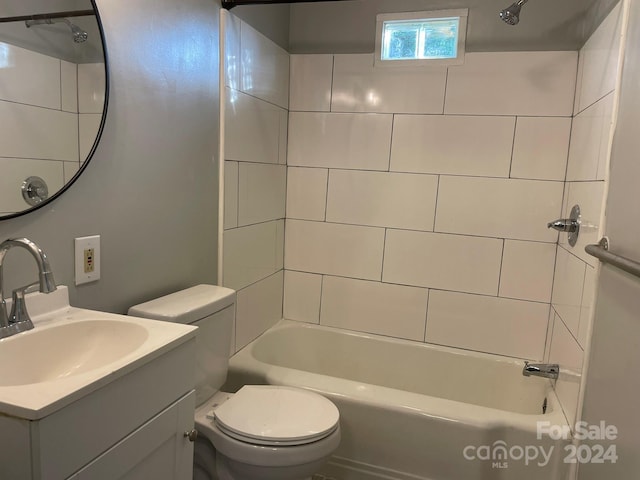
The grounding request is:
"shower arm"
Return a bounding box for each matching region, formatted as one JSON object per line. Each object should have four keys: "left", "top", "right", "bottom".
{"left": 222, "top": 0, "right": 351, "bottom": 10}
{"left": 0, "top": 10, "right": 94, "bottom": 24}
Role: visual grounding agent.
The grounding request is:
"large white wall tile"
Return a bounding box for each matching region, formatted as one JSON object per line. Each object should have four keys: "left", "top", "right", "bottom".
{"left": 548, "top": 314, "right": 584, "bottom": 426}
{"left": 560, "top": 181, "right": 606, "bottom": 266}
{"left": 60, "top": 61, "right": 78, "bottom": 113}
{"left": 235, "top": 271, "right": 284, "bottom": 351}
{"left": 238, "top": 163, "right": 286, "bottom": 225}
{"left": 0, "top": 42, "right": 60, "bottom": 109}
{"left": 286, "top": 167, "right": 328, "bottom": 221}
{"left": 288, "top": 112, "right": 392, "bottom": 170}
{"left": 285, "top": 220, "right": 385, "bottom": 280}
{"left": 445, "top": 51, "right": 577, "bottom": 116}
{"left": 223, "top": 220, "right": 284, "bottom": 291}
{"left": 0, "top": 158, "right": 64, "bottom": 213}
{"left": 426, "top": 290, "right": 549, "bottom": 359}
{"left": 321, "top": 276, "right": 428, "bottom": 341}
{"left": 224, "top": 161, "right": 239, "bottom": 230}
{"left": 382, "top": 230, "right": 502, "bottom": 295}
{"left": 290, "top": 54, "right": 333, "bottom": 112}
{"left": 223, "top": 11, "right": 241, "bottom": 90}
{"left": 0, "top": 102, "right": 78, "bottom": 161}
{"left": 326, "top": 170, "right": 438, "bottom": 230}
{"left": 283, "top": 270, "right": 322, "bottom": 323}
{"left": 79, "top": 113, "right": 102, "bottom": 162}
{"left": 77, "top": 63, "right": 106, "bottom": 114}
{"left": 390, "top": 115, "right": 515, "bottom": 177}
{"left": 240, "top": 22, "right": 289, "bottom": 109}
{"left": 225, "top": 88, "right": 285, "bottom": 164}
{"left": 331, "top": 54, "right": 446, "bottom": 114}
{"left": 435, "top": 176, "right": 563, "bottom": 242}
{"left": 511, "top": 117, "right": 571, "bottom": 181}
{"left": 566, "top": 93, "right": 614, "bottom": 181}
{"left": 552, "top": 247, "right": 586, "bottom": 337}
{"left": 574, "top": 3, "right": 623, "bottom": 113}
{"left": 500, "top": 240, "right": 556, "bottom": 303}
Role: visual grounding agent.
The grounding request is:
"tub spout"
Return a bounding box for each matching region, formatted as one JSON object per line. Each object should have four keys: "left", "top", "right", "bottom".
{"left": 523, "top": 361, "right": 559, "bottom": 380}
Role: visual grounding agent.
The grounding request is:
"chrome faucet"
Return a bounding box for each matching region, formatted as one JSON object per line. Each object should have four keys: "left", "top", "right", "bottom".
{"left": 0, "top": 238, "right": 57, "bottom": 339}
{"left": 523, "top": 361, "right": 559, "bottom": 380}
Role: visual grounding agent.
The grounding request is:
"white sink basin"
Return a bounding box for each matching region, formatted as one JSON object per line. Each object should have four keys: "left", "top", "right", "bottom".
{"left": 0, "top": 320, "right": 149, "bottom": 386}
{"left": 0, "top": 286, "right": 197, "bottom": 420}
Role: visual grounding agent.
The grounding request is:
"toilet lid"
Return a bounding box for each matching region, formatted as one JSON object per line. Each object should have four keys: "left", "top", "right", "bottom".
{"left": 213, "top": 385, "right": 339, "bottom": 446}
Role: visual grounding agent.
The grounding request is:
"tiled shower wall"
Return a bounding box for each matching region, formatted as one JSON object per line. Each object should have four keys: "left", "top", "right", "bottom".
{"left": 283, "top": 50, "right": 578, "bottom": 361}
{"left": 221, "top": 12, "right": 289, "bottom": 352}
{"left": 0, "top": 41, "right": 104, "bottom": 215}
{"left": 547, "top": 3, "right": 624, "bottom": 427}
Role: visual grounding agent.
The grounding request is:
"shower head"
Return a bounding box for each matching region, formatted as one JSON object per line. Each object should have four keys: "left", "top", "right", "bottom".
{"left": 25, "top": 17, "right": 88, "bottom": 43}
{"left": 499, "top": 0, "right": 529, "bottom": 26}
{"left": 67, "top": 20, "right": 89, "bottom": 43}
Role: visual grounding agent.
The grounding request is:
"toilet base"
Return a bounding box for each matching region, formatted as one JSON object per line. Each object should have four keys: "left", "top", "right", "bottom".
{"left": 216, "top": 450, "right": 319, "bottom": 480}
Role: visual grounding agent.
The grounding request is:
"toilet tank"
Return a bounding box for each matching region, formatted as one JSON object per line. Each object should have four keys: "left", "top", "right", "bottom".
{"left": 128, "top": 285, "right": 236, "bottom": 406}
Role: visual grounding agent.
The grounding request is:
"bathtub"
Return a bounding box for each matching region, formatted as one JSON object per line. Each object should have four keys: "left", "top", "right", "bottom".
{"left": 225, "top": 320, "right": 571, "bottom": 480}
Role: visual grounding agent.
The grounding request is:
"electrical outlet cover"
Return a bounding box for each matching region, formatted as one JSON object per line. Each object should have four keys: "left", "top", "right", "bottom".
{"left": 75, "top": 235, "right": 101, "bottom": 285}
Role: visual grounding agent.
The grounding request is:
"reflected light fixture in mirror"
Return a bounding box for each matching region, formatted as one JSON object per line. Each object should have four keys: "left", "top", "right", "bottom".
{"left": 0, "top": 0, "right": 108, "bottom": 219}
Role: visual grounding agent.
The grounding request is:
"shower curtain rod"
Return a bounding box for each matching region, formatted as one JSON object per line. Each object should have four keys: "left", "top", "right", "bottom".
{"left": 0, "top": 10, "right": 94, "bottom": 24}
{"left": 223, "top": 0, "right": 351, "bottom": 9}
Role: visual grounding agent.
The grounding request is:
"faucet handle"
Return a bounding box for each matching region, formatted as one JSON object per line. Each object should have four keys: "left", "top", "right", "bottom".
{"left": 8, "top": 282, "right": 38, "bottom": 332}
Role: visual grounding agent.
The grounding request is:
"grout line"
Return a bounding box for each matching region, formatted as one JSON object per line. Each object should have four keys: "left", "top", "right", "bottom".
{"left": 573, "top": 89, "right": 616, "bottom": 118}
{"left": 233, "top": 269, "right": 285, "bottom": 293}
{"left": 423, "top": 289, "right": 430, "bottom": 342}
{"left": 329, "top": 55, "right": 335, "bottom": 112}
{"left": 227, "top": 85, "right": 289, "bottom": 111}
{"left": 324, "top": 169, "right": 330, "bottom": 221}
{"left": 387, "top": 114, "right": 395, "bottom": 171}
{"left": 551, "top": 304, "right": 585, "bottom": 349}
{"left": 543, "top": 308, "right": 555, "bottom": 362}
{"left": 236, "top": 162, "right": 241, "bottom": 227}
{"left": 283, "top": 165, "right": 566, "bottom": 182}
{"left": 287, "top": 218, "right": 557, "bottom": 244}
{"left": 442, "top": 68, "right": 449, "bottom": 115}
{"left": 380, "top": 228, "right": 387, "bottom": 281}
{"left": 318, "top": 275, "right": 325, "bottom": 324}
{"left": 508, "top": 117, "right": 517, "bottom": 178}
{"left": 497, "top": 239, "right": 506, "bottom": 296}
{"left": 283, "top": 269, "right": 553, "bottom": 305}
{"left": 286, "top": 109, "right": 573, "bottom": 119}
{"left": 432, "top": 175, "right": 441, "bottom": 231}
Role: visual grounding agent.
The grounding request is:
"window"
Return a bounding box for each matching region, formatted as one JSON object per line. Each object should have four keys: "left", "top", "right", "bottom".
{"left": 375, "top": 9, "right": 468, "bottom": 67}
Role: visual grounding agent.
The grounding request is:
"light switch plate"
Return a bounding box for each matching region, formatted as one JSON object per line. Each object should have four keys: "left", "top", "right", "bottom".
{"left": 75, "top": 235, "right": 101, "bottom": 285}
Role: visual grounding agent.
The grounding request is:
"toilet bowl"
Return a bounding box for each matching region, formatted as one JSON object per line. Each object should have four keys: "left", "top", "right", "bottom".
{"left": 129, "top": 285, "right": 340, "bottom": 480}
{"left": 196, "top": 388, "right": 340, "bottom": 480}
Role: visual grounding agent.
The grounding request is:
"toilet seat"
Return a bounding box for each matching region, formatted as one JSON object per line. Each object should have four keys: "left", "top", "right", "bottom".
{"left": 211, "top": 386, "right": 340, "bottom": 447}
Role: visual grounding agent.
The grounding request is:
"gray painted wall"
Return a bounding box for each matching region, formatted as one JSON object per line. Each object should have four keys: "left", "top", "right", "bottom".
{"left": 231, "top": 3, "right": 290, "bottom": 50}
{"left": 580, "top": 1, "right": 640, "bottom": 476}
{"left": 288, "top": 0, "right": 617, "bottom": 53}
{"left": 0, "top": 0, "right": 221, "bottom": 314}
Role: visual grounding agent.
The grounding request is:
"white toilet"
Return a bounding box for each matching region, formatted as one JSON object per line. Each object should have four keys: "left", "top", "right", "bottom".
{"left": 128, "top": 285, "right": 340, "bottom": 480}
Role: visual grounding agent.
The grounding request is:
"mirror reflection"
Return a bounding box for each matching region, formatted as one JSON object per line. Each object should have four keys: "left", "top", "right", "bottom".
{"left": 0, "top": 0, "right": 106, "bottom": 218}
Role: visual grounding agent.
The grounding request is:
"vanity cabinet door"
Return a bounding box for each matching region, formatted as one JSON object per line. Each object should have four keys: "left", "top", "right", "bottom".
{"left": 74, "top": 391, "right": 195, "bottom": 480}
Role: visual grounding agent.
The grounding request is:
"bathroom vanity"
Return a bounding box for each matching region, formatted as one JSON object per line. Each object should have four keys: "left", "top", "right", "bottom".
{"left": 0, "top": 287, "right": 198, "bottom": 480}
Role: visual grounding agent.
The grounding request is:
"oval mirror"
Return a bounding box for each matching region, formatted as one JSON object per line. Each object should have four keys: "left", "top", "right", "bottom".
{"left": 0, "top": 0, "right": 107, "bottom": 219}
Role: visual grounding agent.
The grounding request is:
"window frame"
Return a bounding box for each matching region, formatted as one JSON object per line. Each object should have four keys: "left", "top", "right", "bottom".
{"left": 374, "top": 9, "right": 468, "bottom": 67}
